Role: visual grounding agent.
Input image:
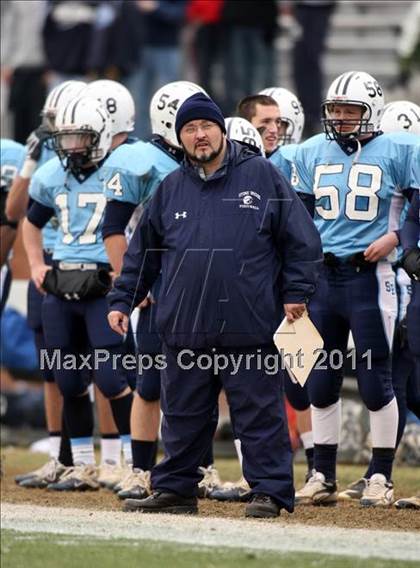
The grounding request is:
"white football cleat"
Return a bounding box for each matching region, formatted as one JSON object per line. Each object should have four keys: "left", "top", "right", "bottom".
{"left": 18, "top": 458, "right": 67, "bottom": 488}
{"left": 295, "top": 470, "right": 337, "bottom": 506}
{"left": 97, "top": 461, "right": 125, "bottom": 490}
{"left": 394, "top": 495, "right": 420, "bottom": 510}
{"left": 117, "top": 468, "right": 151, "bottom": 500}
{"left": 338, "top": 477, "right": 368, "bottom": 501}
{"left": 360, "top": 473, "right": 394, "bottom": 507}
{"left": 197, "top": 465, "right": 222, "bottom": 498}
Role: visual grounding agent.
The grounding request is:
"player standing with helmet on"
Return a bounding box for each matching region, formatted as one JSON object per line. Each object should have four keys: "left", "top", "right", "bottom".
{"left": 22, "top": 96, "right": 134, "bottom": 491}
{"left": 8, "top": 81, "right": 86, "bottom": 489}
{"left": 292, "top": 71, "right": 419, "bottom": 508}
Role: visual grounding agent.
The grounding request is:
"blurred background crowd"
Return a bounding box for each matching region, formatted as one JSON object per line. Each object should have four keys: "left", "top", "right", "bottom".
{"left": 1, "top": 0, "right": 419, "bottom": 143}
{"left": 1, "top": 0, "right": 419, "bottom": 461}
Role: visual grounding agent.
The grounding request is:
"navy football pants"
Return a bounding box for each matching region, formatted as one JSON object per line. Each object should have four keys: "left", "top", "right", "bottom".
{"left": 42, "top": 294, "right": 128, "bottom": 399}
{"left": 307, "top": 263, "right": 397, "bottom": 411}
{"left": 27, "top": 252, "right": 55, "bottom": 382}
{"left": 407, "top": 280, "right": 420, "bottom": 394}
{"left": 151, "top": 344, "right": 294, "bottom": 511}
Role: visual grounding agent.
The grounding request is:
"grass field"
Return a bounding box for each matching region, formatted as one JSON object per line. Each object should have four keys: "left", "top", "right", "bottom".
{"left": 1, "top": 530, "right": 418, "bottom": 568}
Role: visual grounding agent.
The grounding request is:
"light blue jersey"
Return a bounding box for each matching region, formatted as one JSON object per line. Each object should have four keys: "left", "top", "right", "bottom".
{"left": 410, "top": 144, "right": 420, "bottom": 190}
{"left": 102, "top": 139, "right": 180, "bottom": 239}
{"left": 37, "top": 144, "right": 58, "bottom": 252}
{"left": 0, "top": 138, "right": 25, "bottom": 191}
{"left": 292, "top": 132, "right": 418, "bottom": 258}
{"left": 102, "top": 139, "right": 180, "bottom": 205}
{"left": 30, "top": 157, "right": 109, "bottom": 264}
{"left": 269, "top": 144, "right": 298, "bottom": 183}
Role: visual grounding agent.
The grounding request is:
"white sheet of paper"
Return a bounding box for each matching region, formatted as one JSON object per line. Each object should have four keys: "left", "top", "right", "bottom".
{"left": 273, "top": 311, "right": 324, "bottom": 387}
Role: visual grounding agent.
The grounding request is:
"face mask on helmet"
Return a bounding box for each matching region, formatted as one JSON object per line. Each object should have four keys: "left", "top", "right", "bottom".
{"left": 321, "top": 71, "right": 384, "bottom": 143}
{"left": 53, "top": 96, "right": 112, "bottom": 178}
{"left": 259, "top": 87, "right": 305, "bottom": 145}
{"left": 54, "top": 130, "right": 101, "bottom": 172}
{"left": 149, "top": 81, "right": 207, "bottom": 148}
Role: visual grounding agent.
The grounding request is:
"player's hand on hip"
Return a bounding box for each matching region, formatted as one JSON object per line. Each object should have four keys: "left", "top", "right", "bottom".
{"left": 364, "top": 232, "right": 398, "bottom": 262}
{"left": 31, "top": 264, "right": 52, "bottom": 293}
{"left": 108, "top": 311, "right": 129, "bottom": 335}
{"left": 284, "top": 303, "right": 306, "bottom": 322}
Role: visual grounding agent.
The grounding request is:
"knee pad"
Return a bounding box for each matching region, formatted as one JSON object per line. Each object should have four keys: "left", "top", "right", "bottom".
{"left": 94, "top": 345, "right": 129, "bottom": 399}
{"left": 285, "top": 377, "right": 310, "bottom": 411}
{"left": 56, "top": 372, "right": 89, "bottom": 398}
{"left": 136, "top": 365, "right": 161, "bottom": 401}
{"left": 358, "top": 357, "right": 394, "bottom": 411}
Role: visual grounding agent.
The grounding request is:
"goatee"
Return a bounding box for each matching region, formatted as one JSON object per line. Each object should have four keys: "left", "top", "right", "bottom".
{"left": 185, "top": 138, "right": 224, "bottom": 164}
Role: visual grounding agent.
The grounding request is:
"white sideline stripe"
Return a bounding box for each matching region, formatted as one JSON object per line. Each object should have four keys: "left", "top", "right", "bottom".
{"left": 1, "top": 503, "right": 419, "bottom": 562}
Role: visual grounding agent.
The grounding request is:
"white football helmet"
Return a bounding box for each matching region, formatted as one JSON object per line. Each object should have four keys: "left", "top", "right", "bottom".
{"left": 259, "top": 87, "right": 305, "bottom": 145}
{"left": 149, "top": 81, "right": 207, "bottom": 147}
{"left": 380, "top": 100, "right": 420, "bottom": 135}
{"left": 42, "top": 80, "right": 87, "bottom": 132}
{"left": 54, "top": 96, "right": 113, "bottom": 172}
{"left": 322, "top": 71, "right": 385, "bottom": 141}
{"left": 84, "top": 79, "right": 135, "bottom": 135}
{"left": 225, "top": 116, "right": 265, "bottom": 156}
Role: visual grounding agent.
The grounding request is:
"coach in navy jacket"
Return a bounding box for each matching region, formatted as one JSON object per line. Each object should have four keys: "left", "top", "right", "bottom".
{"left": 108, "top": 93, "right": 322, "bottom": 518}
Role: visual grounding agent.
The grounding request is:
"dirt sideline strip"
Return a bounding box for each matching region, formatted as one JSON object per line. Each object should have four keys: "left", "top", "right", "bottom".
{"left": 1, "top": 503, "right": 419, "bottom": 562}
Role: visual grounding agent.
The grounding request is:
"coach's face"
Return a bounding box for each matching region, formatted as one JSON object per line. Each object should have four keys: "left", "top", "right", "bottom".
{"left": 180, "top": 119, "right": 225, "bottom": 164}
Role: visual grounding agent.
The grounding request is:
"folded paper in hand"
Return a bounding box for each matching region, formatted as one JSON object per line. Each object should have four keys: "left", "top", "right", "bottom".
{"left": 273, "top": 311, "right": 324, "bottom": 387}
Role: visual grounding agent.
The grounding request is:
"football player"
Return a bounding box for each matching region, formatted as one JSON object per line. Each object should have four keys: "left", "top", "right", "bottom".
{"left": 338, "top": 102, "right": 420, "bottom": 502}
{"left": 236, "top": 94, "right": 283, "bottom": 157}
{"left": 22, "top": 96, "right": 134, "bottom": 491}
{"left": 9, "top": 81, "right": 86, "bottom": 489}
{"left": 292, "top": 71, "right": 418, "bottom": 507}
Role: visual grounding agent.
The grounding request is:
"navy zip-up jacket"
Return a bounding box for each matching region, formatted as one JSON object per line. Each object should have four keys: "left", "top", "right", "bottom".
{"left": 108, "top": 141, "right": 323, "bottom": 349}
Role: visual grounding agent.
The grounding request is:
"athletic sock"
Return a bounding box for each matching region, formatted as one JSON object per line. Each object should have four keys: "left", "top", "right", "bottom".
{"left": 110, "top": 392, "right": 133, "bottom": 464}
{"left": 63, "top": 393, "right": 95, "bottom": 466}
{"left": 100, "top": 434, "right": 121, "bottom": 466}
{"left": 59, "top": 415, "right": 74, "bottom": 467}
{"left": 314, "top": 444, "right": 338, "bottom": 482}
{"left": 48, "top": 431, "right": 61, "bottom": 461}
{"left": 371, "top": 448, "right": 395, "bottom": 481}
{"left": 131, "top": 439, "right": 158, "bottom": 471}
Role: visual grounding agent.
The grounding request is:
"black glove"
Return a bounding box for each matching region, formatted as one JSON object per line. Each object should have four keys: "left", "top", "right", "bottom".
{"left": 25, "top": 126, "right": 51, "bottom": 162}
{"left": 401, "top": 248, "right": 420, "bottom": 281}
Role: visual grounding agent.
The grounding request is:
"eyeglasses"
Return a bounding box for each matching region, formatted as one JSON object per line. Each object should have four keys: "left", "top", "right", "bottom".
{"left": 182, "top": 122, "right": 218, "bottom": 136}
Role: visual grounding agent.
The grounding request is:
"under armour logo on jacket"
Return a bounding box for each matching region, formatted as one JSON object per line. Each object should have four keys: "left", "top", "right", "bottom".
{"left": 174, "top": 211, "right": 187, "bottom": 219}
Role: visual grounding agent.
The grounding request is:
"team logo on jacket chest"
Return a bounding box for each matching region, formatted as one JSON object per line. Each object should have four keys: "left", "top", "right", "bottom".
{"left": 239, "top": 191, "right": 261, "bottom": 210}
